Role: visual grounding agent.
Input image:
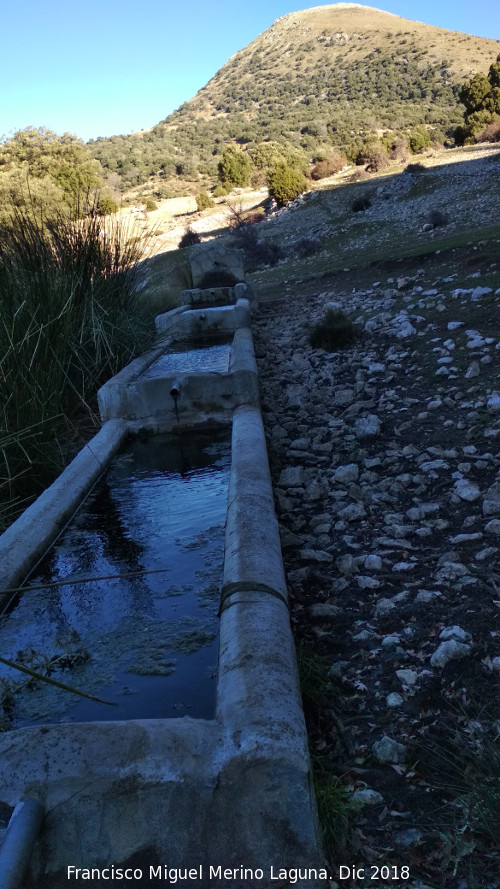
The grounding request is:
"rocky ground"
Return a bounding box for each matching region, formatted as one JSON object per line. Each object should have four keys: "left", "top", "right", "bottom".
{"left": 252, "top": 242, "right": 500, "bottom": 889}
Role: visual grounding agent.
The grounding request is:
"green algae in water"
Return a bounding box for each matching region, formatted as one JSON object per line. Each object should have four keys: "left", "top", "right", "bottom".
{"left": 170, "top": 630, "right": 217, "bottom": 654}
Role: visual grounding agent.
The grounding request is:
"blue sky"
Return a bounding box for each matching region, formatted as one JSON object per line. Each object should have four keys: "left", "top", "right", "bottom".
{"left": 2, "top": 0, "right": 499, "bottom": 143}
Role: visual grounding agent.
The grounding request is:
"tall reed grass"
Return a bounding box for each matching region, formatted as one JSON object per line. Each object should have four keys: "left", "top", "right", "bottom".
{"left": 0, "top": 208, "right": 154, "bottom": 531}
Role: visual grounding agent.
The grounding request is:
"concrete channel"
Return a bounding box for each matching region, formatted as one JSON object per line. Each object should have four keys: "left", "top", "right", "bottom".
{"left": 0, "top": 250, "right": 325, "bottom": 887}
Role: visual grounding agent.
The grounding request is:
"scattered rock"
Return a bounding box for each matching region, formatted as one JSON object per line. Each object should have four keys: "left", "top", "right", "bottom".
{"left": 372, "top": 735, "right": 407, "bottom": 764}
{"left": 430, "top": 640, "right": 472, "bottom": 668}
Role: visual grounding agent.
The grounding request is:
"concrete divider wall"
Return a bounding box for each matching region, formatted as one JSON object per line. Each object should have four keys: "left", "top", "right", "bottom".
{"left": 0, "top": 420, "right": 129, "bottom": 602}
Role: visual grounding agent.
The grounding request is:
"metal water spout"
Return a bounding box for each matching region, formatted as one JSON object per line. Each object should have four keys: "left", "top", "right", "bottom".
{"left": 170, "top": 380, "right": 182, "bottom": 427}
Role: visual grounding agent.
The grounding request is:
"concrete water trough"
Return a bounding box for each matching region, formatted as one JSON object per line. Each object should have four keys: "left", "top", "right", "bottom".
{"left": 98, "top": 300, "right": 259, "bottom": 431}
{"left": 0, "top": 298, "right": 325, "bottom": 885}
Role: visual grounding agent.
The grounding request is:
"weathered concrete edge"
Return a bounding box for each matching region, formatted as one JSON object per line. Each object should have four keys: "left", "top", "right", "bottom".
{"left": 216, "top": 404, "right": 323, "bottom": 859}
{"left": 155, "top": 298, "right": 251, "bottom": 339}
{"left": 0, "top": 420, "right": 129, "bottom": 599}
{"left": 98, "top": 323, "right": 259, "bottom": 431}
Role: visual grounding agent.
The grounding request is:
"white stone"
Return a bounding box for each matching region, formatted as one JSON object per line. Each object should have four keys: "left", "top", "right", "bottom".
{"left": 386, "top": 692, "right": 404, "bottom": 708}
{"left": 335, "top": 553, "right": 356, "bottom": 574}
{"left": 483, "top": 482, "right": 500, "bottom": 515}
{"left": 334, "top": 463, "right": 359, "bottom": 483}
{"left": 337, "top": 502, "right": 367, "bottom": 522}
{"left": 487, "top": 394, "right": 500, "bottom": 412}
{"left": 485, "top": 519, "right": 500, "bottom": 535}
{"left": 351, "top": 788, "right": 384, "bottom": 806}
{"left": 471, "top": 286, "right": 493, "bottom": 300}
{"left": 430, "top": 640, "right": 471, "bottom": 668}
{"left": 278, "top": 466, "right": 305, "bottom": 487}
{"left": 364, "top": 554, "right": 382, "bottom": 571}
{"left": 439, "top": 626, "right": 472, "bottom": 643}
{"left": 465, "top": 361, "right": 480, "bottom": 378}
{"left": 415, "top": 589, "right": 441, "bottom": 603}
{"left": 396, "top": 669, "right": 418, "bottom": 686}
{"left": 372, "top": 736, "right": 407, "bottom": 764}
{"left": 354, "top": 415, "right": 381, "bottom": 438}
{"left": 374, "top": 598, "right": 397, "bottom": 618}
{"left": 356, "top": 575, "right": 380, "bottom": 589}
{"left": 453, "top": 478, "right": 481, "bottom": 502}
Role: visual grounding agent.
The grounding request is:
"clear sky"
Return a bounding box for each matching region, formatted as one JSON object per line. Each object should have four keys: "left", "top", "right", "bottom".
{"left": 2, "top": 0, "right": 499, "bottom": 144}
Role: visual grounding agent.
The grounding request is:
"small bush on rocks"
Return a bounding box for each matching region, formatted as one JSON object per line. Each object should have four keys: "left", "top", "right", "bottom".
{"left": 409, "top": 126, "right": 432, "bottom": 154}
{"left": 178, "top": 226, "right": 201, "bottom": 248}
{"left": 267, "top": 163, "right": 307, "bottom": 207}
{"left": 293, "top": 236, "right": 322, "bottom": 258}
{"left": 428, "top": 209, "right": 449, "bottom": 228}
{"left": 309, "top": 309, "right": 359, "bottom": 351}
{"left": 352, "top": 196, "right": 371, "bottom": 213}
{"left": 143, "top": 197, "right": 157, "bottom": 212}
{"left": 234, "top": 224, "right": 284, "bottom": 270}
{"left": 405, "top": 162, "right": 426, "bottom": 173}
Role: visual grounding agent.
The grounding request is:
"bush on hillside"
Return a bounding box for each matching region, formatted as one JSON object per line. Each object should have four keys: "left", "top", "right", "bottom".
{"left": 309, "top": 309, "right": 359, "bottom": 351}
{"left": 196, "top": 191, "right": 215, "bottom": 211}
{"left": 409, "top": 126, "right": 432, "bottom": 154}
{"left": 212, "top": 184, "right": 228, "bottom": 198}
{"left": 97, "top": 194, "right": 119, "bottom": 216}
{"left": 477, "top": 120, "right": 500, "bottom": 143}
{"left": 218, "top": 146, "right": 252, "bottom": 189}
{"left": 197, "top": 269, "right": 239, "bottom": 288}
{"left": 356, "top": 138, "right": 390, "bottom": 173}
{"left": 292, "top": 236, "right": 322, "bottom": 258}
{"left": 310, "top": 154, "right": 345, "bottom": 180}
{"left": 143, "top": 197, "right": 158, "bottom": 212}
{"left": 267, "top": 163, "right": 307, "bottom": 207}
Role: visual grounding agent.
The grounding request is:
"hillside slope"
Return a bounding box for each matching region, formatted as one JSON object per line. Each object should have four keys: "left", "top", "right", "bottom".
{"left": 90, "top": 4, "right": 500, "bottom": 192}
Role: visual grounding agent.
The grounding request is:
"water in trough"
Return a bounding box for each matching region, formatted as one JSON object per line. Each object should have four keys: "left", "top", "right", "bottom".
{"left": 0, "top": 429, "right": 230, "bottom": 727}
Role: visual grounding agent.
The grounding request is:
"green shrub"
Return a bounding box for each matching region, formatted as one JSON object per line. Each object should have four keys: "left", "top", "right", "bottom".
{"left": 267, "top": 163, "right": 307, "bottom": 207}
{"left": 0, "top": 209, "right": 152, "bottom": 530}
{"left": 97, "top": 194, "right": 119, "bottom": 216}
{"left": 408, "top": 126, "right": 432, "bottom": 153}
{"left": 143, "top": 197, "right": 158, "bottom": 212}
{"left": 196, "top": 191, "right": 215, "bottom": 211}
{"left": 212, "top": 184, "right": 227, "bottom": 198}
{"left": 309, "top": 309, "right": 359, "bottom": 351}
{"left": 233, "top": 224, "right": 284, "bottom": 270}
{"left": 218, "top": 146, "right": 252, "bottom": 188}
